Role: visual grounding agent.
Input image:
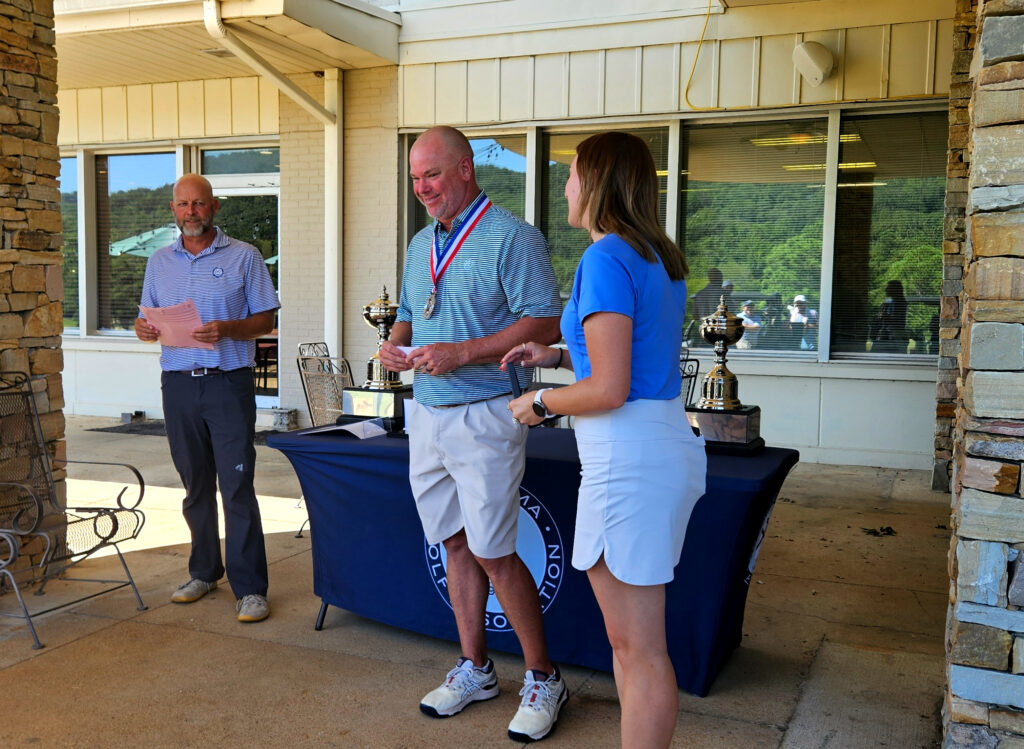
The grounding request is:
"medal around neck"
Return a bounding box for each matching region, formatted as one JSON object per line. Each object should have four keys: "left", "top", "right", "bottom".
{"left": 341, "top": 285, "right": 413, "bottom": 429}
{"left": 423, "top": 291, "right": 436, "bottom": 319}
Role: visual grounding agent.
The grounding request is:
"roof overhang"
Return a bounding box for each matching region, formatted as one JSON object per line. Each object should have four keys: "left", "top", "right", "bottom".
{"left": 54, "top": 0, "right": 401, "bottom": 89}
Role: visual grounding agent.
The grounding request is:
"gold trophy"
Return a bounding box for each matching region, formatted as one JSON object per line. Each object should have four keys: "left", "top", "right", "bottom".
{"left": 342, "top": 286, "right": 413, "bottom": 425}
{"left": 685, "top": 296, "right": 764, "bottom": 453}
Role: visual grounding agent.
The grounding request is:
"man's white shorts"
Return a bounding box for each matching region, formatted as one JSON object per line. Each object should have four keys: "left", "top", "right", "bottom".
{"left": 406, "top": 395, "right": 528, "bottom": 559}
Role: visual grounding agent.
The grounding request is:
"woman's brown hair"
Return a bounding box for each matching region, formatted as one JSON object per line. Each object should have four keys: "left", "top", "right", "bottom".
{"left": 575, "top": 131, "right": 688, "bottom": 280}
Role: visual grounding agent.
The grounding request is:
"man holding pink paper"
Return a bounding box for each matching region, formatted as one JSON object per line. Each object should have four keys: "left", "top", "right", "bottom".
{"left": 135, "top": 173, "right": 279, "bottom": 624}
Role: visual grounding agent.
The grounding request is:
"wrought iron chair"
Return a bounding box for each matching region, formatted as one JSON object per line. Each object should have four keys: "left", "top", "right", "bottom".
{"left": 294, "top": 343, "right": 354, "bottom": 537}
{"left": 0, "top": 371, "right": 147, "bottom": 649}
{"left": 680, "top": 349, "right": 700, "bottom": 406}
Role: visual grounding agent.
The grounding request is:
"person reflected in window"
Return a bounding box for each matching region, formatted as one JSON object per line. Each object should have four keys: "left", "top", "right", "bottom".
{"left": 502, "top": 131, "right": 707, "bottom": 749}
{"left": 787, "top": 294, "right": 818, "bottom": 350}
{"left": 869, "top": 280, "right": 909, "bottom": 353}
{"left": 684, "top": 268, "right": 723, "bottom": 346}
{"left": 735, "top": 299, "right": 762, "bottom": 350}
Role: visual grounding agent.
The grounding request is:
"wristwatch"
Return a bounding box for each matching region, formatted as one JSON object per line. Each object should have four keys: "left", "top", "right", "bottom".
{"left": 532, "top": 388, "right": 556, "bottom": 419}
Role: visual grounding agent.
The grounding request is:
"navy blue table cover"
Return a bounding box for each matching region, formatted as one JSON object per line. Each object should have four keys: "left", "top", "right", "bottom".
{"left": 267, "top": 426, "right": 797, "bottom": 696}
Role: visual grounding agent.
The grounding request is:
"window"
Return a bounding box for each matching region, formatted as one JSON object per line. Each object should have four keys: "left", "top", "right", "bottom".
{"left": 96, "top": 152, "right": 176, "bottom": 331}
{"left": 408, "top": 135, "right": 528, "bottom": 234}
{"left": 201, "top": 147, "right": 280, "bottom": 175}
{"left": 60, "top": 156, "right": 78, "bottom": 330}
{"left": 829, "top": 111, "right": 946, "bottom": 357}
{"left": 679, "top": 120, "right": 827, "bottom": 352}
{"left": 541, "top": 128, "right": 668, "bottom": 294}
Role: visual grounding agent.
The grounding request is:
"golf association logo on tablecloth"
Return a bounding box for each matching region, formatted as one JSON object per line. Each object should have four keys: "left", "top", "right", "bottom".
{"left": 425, "top": 486, "right": 564, "bottom": 633}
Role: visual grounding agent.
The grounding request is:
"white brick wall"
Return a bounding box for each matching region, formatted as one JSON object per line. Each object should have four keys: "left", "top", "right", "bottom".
{"left": 279, "top": 67, "right": 400, "bottom": 426}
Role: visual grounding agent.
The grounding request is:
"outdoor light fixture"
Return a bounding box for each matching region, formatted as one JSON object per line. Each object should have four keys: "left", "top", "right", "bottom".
{"left": 792, "top": 41, "right": 834, "bottom": 87}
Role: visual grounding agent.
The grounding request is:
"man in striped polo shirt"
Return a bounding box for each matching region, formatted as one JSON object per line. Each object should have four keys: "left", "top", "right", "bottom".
{"left": 380, "top": 126, "right": 567, "bottom": 743}
{"left": 135, "top": 173, "right": 279, "bottom": 624}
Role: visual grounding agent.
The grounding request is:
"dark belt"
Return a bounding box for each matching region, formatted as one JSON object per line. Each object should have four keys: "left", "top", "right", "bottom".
{"left": 177, "top": 367, "right": 227, "bottom": 377}
{"left": 433, "top": 393, "right": 511, "bottom": 409}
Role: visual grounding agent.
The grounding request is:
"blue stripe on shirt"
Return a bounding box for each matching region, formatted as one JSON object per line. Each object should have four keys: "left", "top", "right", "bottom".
{"left": 139, "top": 227, "right": 280, "bottom": 372}
{"left": 397, "top": 198, "right": 562, "bottom": 406}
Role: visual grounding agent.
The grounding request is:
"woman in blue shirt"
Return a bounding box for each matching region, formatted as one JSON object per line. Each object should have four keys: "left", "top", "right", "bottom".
{"left": 503, "top": 131, "right": 707, "bottom": 748}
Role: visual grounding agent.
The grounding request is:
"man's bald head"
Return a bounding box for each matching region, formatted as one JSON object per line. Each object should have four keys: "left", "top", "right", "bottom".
{"left": 409, "top": 126, "right": 480, "bottom": 230}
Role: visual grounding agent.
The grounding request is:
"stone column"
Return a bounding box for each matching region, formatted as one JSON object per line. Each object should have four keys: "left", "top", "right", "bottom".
{"left": 0, "top": 0, "right": 65, "bottom": 588}
{"left": 945, "top": 1, "right": 1024, "bottom": 745}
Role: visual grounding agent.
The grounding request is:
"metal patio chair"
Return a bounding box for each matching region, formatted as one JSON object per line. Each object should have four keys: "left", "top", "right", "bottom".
{"left": 294, "top": 343, "right": 354, "bottom": 537}
{"left": 0, "top": 371, "right": 147, "bottom": 649}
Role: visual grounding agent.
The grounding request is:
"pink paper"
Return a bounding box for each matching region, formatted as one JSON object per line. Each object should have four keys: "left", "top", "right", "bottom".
{"left": 139, "top": 299, "right": 215, "bottom": 350}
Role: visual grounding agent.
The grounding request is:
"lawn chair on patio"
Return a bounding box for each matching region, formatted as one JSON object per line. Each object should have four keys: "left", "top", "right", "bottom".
{"left": 0, "top": 371, "right": 147, "bottom": 649}
{"left": 294, "top": 343, "right": 354, "bottom": 537}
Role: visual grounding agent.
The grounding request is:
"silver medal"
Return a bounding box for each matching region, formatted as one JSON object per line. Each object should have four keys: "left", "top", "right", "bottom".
{"left": 423, "top": 291, "right": 436, "bottom": 319}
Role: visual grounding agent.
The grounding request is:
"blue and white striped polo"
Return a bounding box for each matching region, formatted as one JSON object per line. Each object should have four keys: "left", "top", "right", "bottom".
{"left": 139, "top": 227, "right": 280, "bottom": 372}
{"left": 397, "top": 195, "right": 562, "bottom": 407}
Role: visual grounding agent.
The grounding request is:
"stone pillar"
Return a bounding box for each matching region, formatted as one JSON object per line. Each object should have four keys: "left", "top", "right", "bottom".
{"left": 0, "top": 0, "right": 65, "bottom": 589}
{"left": 945, "top": 1, "right": 1024, "bottom": 745}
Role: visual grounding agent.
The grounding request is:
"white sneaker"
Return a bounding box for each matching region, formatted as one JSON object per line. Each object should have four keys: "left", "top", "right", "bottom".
{"left": 507, "top": 667, "right": 568, "bottom": 742}
{"left": 419, "top": 658, "right": 499, "bottom": 718}
{"left": 235, "top": 594, "right": 270, "bottom": 623}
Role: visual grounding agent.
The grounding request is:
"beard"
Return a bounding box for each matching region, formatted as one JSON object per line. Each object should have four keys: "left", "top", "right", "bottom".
{"left": 177, "top": 217, "right": 213, "bottom": 237}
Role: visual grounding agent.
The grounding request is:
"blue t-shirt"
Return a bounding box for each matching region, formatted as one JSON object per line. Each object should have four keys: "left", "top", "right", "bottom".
{"left": 560, "top": 234, "right": 688, "bottom": 401}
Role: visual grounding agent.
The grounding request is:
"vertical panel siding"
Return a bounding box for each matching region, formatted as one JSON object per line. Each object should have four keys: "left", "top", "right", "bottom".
{"left": 203, "top": 79, "right": 232, "bottom": 136}
{"left": 258, "top": 77, "right": 278, "bottom": 134}
{"left": 231, "top": 77, "right": 260, "bottom": 134}
{"left": 435, "top": 61, "right": 468, "bottom": 124}
{"left": 759, "top": 34, "right": 798, "bottom": 108}
{"left": 101, "top": 87, "right": 128, "bottom": 141}
{"left": 604, "top": 47, "right": 641, "bottom": 116}
{"left": 402, "top": 65, "right": 435, "bottom": 126}
{"left": 466, "top": 59, "right": 500, "bottom": 123}
{"left": 398, "top": 18, "right": 951, "bottom": 128}
{"left": 177, "top": 81, "right": 204, "bottom": 137}
{"left": 126, "top": 85, "right": 153, "bottom": 141}
{"left": 77, "top": 88, "right": 102, "bottom": 142}
{"left": 679, "top": 39, "right": 716, "bottom": 111}
{"left": 641, "top": 45, "right": 678, "bottom": 114}
{"left": 569, "top": 50, "right": 603, "bottom": 117}
{"left": 719, "top": 38, "right": 757, "bottom": 109}
{"left": 500, "top": 57, "right": 533, "bottom": 121}
{"left": 534, "top": 53, "right": 569, "bottom": 119}
{"left": 56, "top": 89, "right": 78, "bottom": 145}
{"left": 844, "top": 26, "right": 887, "bottom": 101}
{"left": 56, "top": 77, "right": 280, "bottom": 146}
{"left": 889, "top": 21, "right": 933, "bottom": 98}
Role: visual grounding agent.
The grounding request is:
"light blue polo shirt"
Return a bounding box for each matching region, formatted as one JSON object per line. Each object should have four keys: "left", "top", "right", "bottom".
{"left": 139, "top": 227, "right": 280, "bottom": 372}
{"left": 397, "top": 195, "right": 562, "bottom": 407}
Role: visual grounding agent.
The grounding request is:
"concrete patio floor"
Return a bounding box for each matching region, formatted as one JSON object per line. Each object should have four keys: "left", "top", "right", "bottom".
{"left": 0, "top": 416, "right": 950, "bottom": 747}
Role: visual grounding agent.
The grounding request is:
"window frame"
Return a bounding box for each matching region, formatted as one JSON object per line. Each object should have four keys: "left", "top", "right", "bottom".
{"left": 401, "top": 99, "right": 946, "bottom": 367}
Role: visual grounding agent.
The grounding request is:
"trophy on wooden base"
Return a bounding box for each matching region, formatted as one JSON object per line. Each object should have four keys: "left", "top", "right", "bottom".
{"left": 685, "top": 296, "right": 764, "bottom": 454}
{"left": 342, "top": 286, "right": 413, "bottom": 426}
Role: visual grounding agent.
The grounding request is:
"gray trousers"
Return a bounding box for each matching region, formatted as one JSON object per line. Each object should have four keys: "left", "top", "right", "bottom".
{"left": 161, "top": 368, "right": 268, "bottom": 598}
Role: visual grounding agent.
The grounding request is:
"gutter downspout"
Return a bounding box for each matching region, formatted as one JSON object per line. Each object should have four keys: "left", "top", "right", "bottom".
{"left": 202, "top": 0, "right": 336, "bottom": 127}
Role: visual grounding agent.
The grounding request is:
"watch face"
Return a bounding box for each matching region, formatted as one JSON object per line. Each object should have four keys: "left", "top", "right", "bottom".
{"left": 532, "top": 401, "right": 546, "bottom": 418}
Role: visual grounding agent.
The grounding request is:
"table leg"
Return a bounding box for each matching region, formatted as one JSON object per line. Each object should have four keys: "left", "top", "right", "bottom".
{"left": 315, "top": 600, "right": 329, "bottom": 631}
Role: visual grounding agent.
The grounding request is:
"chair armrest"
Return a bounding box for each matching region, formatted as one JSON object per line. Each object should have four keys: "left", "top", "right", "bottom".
{"left": 54, "top": 459, "right": 145, "bottom": 511}
{"left": 0, "top": 481, "right": 44, "bottom": 535}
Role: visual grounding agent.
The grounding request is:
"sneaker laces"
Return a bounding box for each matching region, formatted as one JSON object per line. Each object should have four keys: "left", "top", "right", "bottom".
{"left": 236, "top": 594, "right": 263, "bottom": 612}
{"left": 518, "top": 676, "right": 557, "bottom": 712}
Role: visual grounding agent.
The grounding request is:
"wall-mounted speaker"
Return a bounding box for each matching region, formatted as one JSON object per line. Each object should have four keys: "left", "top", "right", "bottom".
{"left": 793, "top": 41, "right": 834, "bottom": 87}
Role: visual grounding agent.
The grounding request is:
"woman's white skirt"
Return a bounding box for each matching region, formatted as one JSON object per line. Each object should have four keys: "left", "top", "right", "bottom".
{"left": 572, "top": 398, "right": 707, "bottom": 586}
